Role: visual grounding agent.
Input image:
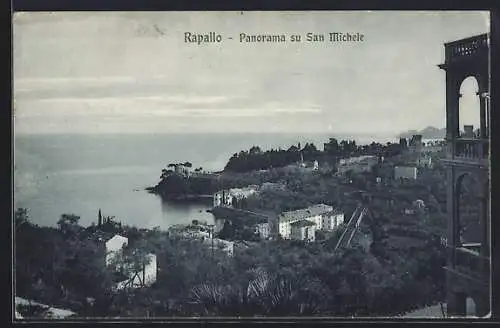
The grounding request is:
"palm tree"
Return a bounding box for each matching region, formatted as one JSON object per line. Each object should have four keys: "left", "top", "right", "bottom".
{"left": 188, "top": 268, "right": 331, "bottom": 316}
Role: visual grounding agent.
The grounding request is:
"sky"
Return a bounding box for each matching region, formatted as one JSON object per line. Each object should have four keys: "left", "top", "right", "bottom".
{"left": 13, "top": 11, "right": 489, "bottom": 135}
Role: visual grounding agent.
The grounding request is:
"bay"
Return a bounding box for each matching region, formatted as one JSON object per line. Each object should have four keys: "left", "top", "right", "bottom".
{"left": 13, "top": 132, "right": 396, "bottom": 229}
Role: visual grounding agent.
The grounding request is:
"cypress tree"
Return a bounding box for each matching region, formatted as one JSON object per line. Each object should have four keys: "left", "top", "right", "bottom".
{"left": 98, "top": 209, "right": 102, "bottom": 227}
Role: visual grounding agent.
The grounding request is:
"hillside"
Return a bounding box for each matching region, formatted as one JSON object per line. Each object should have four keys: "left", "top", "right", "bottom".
{"left": 399, "top": 126, "right": 445, "bottom": 139}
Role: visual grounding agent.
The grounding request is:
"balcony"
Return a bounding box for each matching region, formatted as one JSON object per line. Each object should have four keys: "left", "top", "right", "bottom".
{"left": 446, "top": 245, "right": 490, "bottom": 287}
{"left": 455, "top": 138, "right": 489, "bottom": 158}
{"left": 443, "top": 138, "right": 489, "bottom": 167}
{"left": 444, "top": 34, "right": 489, "bottom": 65}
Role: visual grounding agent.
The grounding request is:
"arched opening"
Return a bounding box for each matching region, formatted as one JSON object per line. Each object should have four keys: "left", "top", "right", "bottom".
{"left": 458, "top": 77, "right": 481, "bottom": 138}
{"left": 455, "top": 173, "right": 482, "bottom": 245}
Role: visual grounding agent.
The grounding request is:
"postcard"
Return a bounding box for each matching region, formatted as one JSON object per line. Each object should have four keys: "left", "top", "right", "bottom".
{"left": 13, "top": 11, "right": 491, "bottom": 320}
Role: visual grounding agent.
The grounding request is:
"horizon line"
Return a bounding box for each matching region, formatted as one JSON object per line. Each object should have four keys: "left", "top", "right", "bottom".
{"left": 13, "top": 129, "right": 444, "bottom": 137}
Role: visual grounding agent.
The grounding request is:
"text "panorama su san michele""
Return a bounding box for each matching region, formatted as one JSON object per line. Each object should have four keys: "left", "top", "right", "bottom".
{"left": 184, "top": 32, "right": 365, "bottom": 44}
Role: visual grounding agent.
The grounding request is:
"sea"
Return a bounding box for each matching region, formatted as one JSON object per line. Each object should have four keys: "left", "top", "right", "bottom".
{"left": 14, "top": 133, "right": 397, "bottom": 230}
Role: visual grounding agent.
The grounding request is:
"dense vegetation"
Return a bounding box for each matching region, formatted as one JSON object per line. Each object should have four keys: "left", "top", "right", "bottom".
{"left": 223, "top": 139, "right": 404, "bottom": 173}
{"left": 150, "top": 138, "right": 407, "bottom": 200}
{"left": 15, "top": 196, "right": 447, "bottom": 318}
{"left": 16, "top": 136, "right": 450, "bottom": 317}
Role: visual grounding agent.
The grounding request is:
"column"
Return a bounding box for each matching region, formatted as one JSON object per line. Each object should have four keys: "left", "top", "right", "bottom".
{"left": 476, "top": 91, "right": 486, "bottom": 159}
{"left": 445, "top": 73, "right": 460, "bottom": 160}
{"left": 478, "top": 92, "right": 487, "bottom": 139}
{"left": 480, "top": 180, "right": 489, "bottom": 258}
{"left": 446, "top": 167, "right": 457, "bottom": 266}
{"left": 486, "top": 180, "right": 491, "bottom": 255}
{"left": 446, "top": 77, "right": 460, "bottom": 139}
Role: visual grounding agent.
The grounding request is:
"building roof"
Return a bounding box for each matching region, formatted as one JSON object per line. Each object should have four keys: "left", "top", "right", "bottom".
{"left": 279, "top": 204, "right": 334, "bottom": 221}
{"left": 290, "top": 220, "right": 316, "bottom": 228}
{"left": 339, "top": 155, "right": 377, "bottom": 165}
{"left": 395, "top": 165, "right": 417, "bottom": 169}
{"left": 325, "top": 209, "right": 344, "bottom": 216}
{"left": 86, "top": 230, "right": 119, "bottom": 244}
{"left": 105, "top": 234, "right": 128, "bottom": 252}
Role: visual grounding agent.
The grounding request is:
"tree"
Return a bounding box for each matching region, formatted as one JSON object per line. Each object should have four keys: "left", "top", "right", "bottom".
{"left": 249, "top": 146, "right": 262, "bottom": 155}
{"left": 157, "top": 173, "right": 190, "bottom": 198}
{"left": 15, "top": 208, "right": 31, "bottom": 230}
{"left": 189, "top": 268, "right": 331, "bottom": 316}
{"left": 57, "top": 214, "right": 81, "bottom": 237}
{"left": 108, "top": 241, "right": 154, "bottom": 289}
{"left": 101, "top": 216, "right": 123, "bottom": 234}
{"left": 98, "top": 209, "right": 102, "bottom": 227}
{"left": 160, "top": 169, "right": 174, "bottom": 180}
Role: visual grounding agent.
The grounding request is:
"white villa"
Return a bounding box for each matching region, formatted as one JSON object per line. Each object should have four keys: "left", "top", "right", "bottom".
{"left": 255, "top": 222, "right": 271, "bottom": 239}
{"left": 416, "top": 153, "right": 433, "bottom": 168}
{"left": 213, "top": 185, "right": 259, "bottom": 207}
{"left": 102, "top": 234, "right": 158, "bottom": 291}
{"left": 278, "top": 204, "right": 344, "bottom": 239}
{"left": 290, "top": 220, "right": 316, "bottom": 242}
{"left": 168, "top": 223, "right": 213, "bottom": 240}
{"left": 394, "top": 165, "right": 418, "bottom": 180}
{"left": 337, "top": 155, "right": 378, "bottom": 175}
{"left": 105, "top": 234, "right": 128, "bottom": 266}
{"left": 322, "top": 209, "right": 345, "bottom": 230}
{"left": 115, "top": 253, "right": 157, "bottom": 290}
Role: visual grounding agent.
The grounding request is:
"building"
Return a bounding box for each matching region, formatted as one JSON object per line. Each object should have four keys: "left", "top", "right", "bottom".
{"left": 168, "top": 221, "right": 214, "bottom": 240}
{"left": 174, "top": 164, "right": 191, "bottom": 177}
{"left": 438, "top": 33, "right": 490, "bottom": 316}
{"left": 290, "top": 220, "right": 316, "bottom": 242}
{"left": 416, "top": 153, "right": 433, "bottom": 168}
{"left": 213, "top": 190, "right": 228, "bottom": 207}
{"left": 115, "top": 253, "right": 158, "bottom": 290}
{"left": 169, "top": 226, "right": 212, "bottom": 240}
{"left": 105, "top": 234, "right": 129, "bottom": 266}
{"left": 321, "top": 209, "right": 345, "bottom": 230}
{"left": 422, "top": 139, "right": 446, "bottom": 153}
{"left": 213, "top": 185, "right": 259, "bottom": 208}
{"left": 403, "top": 208, "right": 416, "bottom": 215}
{"left": 337, "top": 155, "right": 378, "bottom": 176}
{"left": 260, "top": 182, "right": 286, "bottom": 192}
{"left": 279, "top": 204, "right": 336, "bottom": 239}
{"left": 394, "top": 165, "right": 418, "bottom": 180}
{"left": 409, "top": 134, "right": 423, "bottom": 153}
{"left": 399, "top": 137, "right": 408, "bottom": 149}
{"left": 462, "top": 125, "right": 475, "bottom": 138}
{"left": 255, "top": 222, "right": 271, "bottom": 239}
{"left": 413, "top": 199, "right": 426, "bottom": 209}
{"left": 95, "top": 233, "right": 158, "bottom": 291}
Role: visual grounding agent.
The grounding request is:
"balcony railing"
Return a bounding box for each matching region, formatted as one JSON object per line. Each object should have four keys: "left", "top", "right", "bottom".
{"left": 445, "top": 34, "right": 489, "bottom": 64}
{"left": 451, "top": 138, "right": 489, "bottom": 161}
{"left": 453, "top": 246, "right": 490, "bottom": 281}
